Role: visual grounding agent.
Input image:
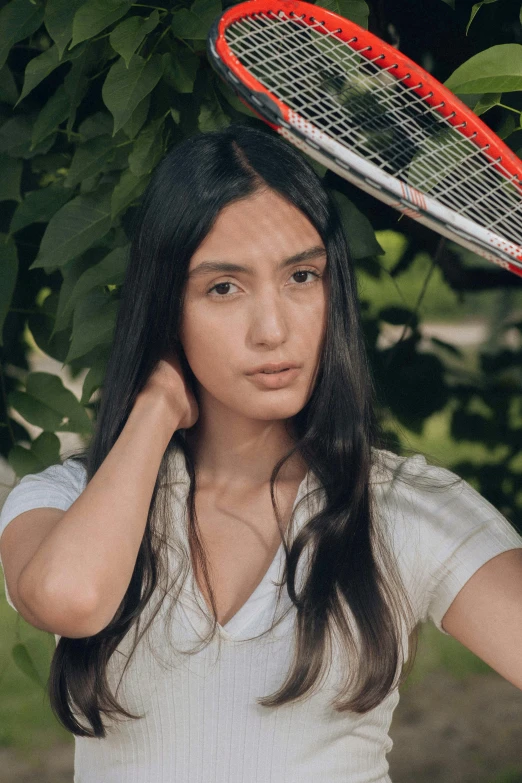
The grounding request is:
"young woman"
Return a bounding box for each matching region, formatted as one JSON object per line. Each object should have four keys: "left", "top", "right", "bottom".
{"left": 1, "top": 123, "right": 521, "bottom": 783}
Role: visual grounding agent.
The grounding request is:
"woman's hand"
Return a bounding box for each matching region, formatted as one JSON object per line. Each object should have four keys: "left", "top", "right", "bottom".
{"left": 138, "top": 351, "right": 199, "bottom": 431}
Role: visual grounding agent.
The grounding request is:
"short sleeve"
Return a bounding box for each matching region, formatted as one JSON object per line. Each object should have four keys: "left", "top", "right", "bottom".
{"left": 0, "top": 459, "right": 87, "bottom": 613}
{"left": 373, "top": 451, "right": 522, "bottom": 636}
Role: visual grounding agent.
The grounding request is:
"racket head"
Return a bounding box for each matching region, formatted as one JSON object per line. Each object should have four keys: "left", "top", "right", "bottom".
{"left": 207, "top": 0, "right": 522, "bottom": 277}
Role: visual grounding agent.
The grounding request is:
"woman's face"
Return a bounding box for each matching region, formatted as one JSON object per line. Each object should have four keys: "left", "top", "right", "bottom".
{"left": 179, "top": 187, "right": 329, "bottom": 424}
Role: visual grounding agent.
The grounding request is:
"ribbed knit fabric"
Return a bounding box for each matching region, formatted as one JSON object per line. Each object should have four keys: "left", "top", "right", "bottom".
{"left": 1, "top": 447, "right": 521, "bottom": 783}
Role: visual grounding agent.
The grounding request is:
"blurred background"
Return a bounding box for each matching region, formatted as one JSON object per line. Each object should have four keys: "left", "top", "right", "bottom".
{"left": 1, "top": 0, "right": 522, "bottom": 780}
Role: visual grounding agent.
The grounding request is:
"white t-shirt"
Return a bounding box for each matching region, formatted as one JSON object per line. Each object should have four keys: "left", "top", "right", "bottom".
{"left": 0, "top": 447, "right": 521, "bottom": 783}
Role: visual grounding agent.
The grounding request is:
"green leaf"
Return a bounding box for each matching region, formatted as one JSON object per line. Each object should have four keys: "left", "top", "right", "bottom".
{"left": 308, "top": 158, "right": 328, "bottom": 178}
{"left": 215, "top": 74, "right": 257, "bottom": 117}
{"left": 9, "top": 182, "right": 71, "bottom": 234}
{"left": 28, "top": 150, "right": 70, "bottom": 174}
{"left": 162, "top": 47, "right": 200, "bottom": 94}
{"left": 466, "top": 2, "right": 482, "bottom": 35}
{"left": 110, "top": 10, "right": 160, "bottom": 68}
{"left": 0, "top": 155, "right": 23, "bottom": 203}
{"left": 31, "top": 190, "right": 113, "bottom": 270}
{"left": 378, "top": 348, "right": 449, "bottom": 428}
{"left": 473, "top": 92, "right": 501, "bottom": 116}
{"left": 171, "top": 0, "right": 222, "bottom": 40}
{"left": 1, "top": 122, "right": 56, "bottom": 160}
{"left": 61, "top": 48, "right": 93, "bottom": 137}
{"left": 51, "top": 250, "right": 109, "bottom": 335}
{"left": 27, "top": 291, "right": 72, "bottom": 361}
{"left": 0, "top": 63, "right": 20, "bottom": 105}
{"left": 319, "top": 0, "right": 369, "bottom": 29}
{"left": 0, "top": 115, "right": 48, "bottom": 158}
{"left": 81, "top": 347, "right": 110, "bottom": 404}
{"left": 15, "top": 44, "right": 63, "bottom": 107}
{"left": 497, "top": 112, "right": 516, "bottom": 140}
{"left": 198, "top": 97, "right": 231, "bottom": 131}
{"left": 64, "top": 245, "right": 128, "bottom": 323}
{"left": 64, "top": 135, "right": 115, "bottom": 188}
{"left": 197, "top": 78, "right": 231, "bottom": 132}
{"left": 31, "top": 431, "right": 62, "bottom": 466}
{"left": 451, "top": 408, "right": 497, "bottom": 444}
{"left": 465, "top": 0, "right": 499, "bottom": 36}
{"left": 111, "top": 168, "right": 149, "bottom": 219}
{"left": 70, "top": 0, "right": 133, "bottom": 49}
{"left": 44, "top": 0, "right": 85, "bottom": 60}
{"left": 128, "top": 116, "right": 165, "bottom": 176}
{"left": 331, "top": 192, "right": 384, "bottom": 259}
{"left": 8, "top": 445, "right": 45, "bottom": 476}
{"left": 379, "top": 306, "right": 418, "bottom": 329}
{"left": 444, "top": 44, "right": 522, "bottom": 94}
{"left": 0, "top": 0, "right": 45, "bottom": 72}
{"left": 15, "top": 39, "right": 88, "bottom": 107}
{"left": 78, "top": 111, "right": 114, "bottom": 140}
{"left": 8, "top": 372, "right": 93, "bottom": 433}
{"left": 66, "top": 289, "right": 119, "bottom": 363}
{"left": 0, "top": 235, "right": 18, "bottom": 348}
{"left": 121, "top": 94, "right": 150, "bottom": 139}
{"left": 102, "top": 53, "right": 166, "bottom": 135}
{"left": 8, "top": 431, "right": 62, "bottom": 477}
{"left": 31, "top": 83, "right": 71, "bottom": 148}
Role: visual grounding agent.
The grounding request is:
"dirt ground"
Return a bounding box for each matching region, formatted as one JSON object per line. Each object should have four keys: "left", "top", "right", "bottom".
{"left": 389, "top": 670, "right": 522, "bottom": 783}
{"left": 1, "top": 668, "right": 521, "bottom": 783}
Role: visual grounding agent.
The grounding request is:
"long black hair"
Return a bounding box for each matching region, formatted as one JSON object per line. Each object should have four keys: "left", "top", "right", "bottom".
{"left": 48, "top": 122, "right": 423, "bottom": 737}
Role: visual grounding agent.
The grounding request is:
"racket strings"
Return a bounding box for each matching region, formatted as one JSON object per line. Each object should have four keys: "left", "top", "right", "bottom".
{"left": 236, "top": 15, "right": 500, "bottom": 178}
{"left": 235, "top": 16, "right": 399, "bottom": 113}
{"left": 242, "top": 18, "right": 516, "bottom": 220}
{"left": 224, "top": 11, "right": 522, "bottom": 244}
{"left": 235, "top": 19, "right": 445, "bottom": 173}
{"left": 232, "top": 15, "right": 455, "bottom": 161}
{"left": 244, "top": 23, "right": 521, "bottom": 227}
{"left": 231, "top": 17, "right": 482, "bottom": 174}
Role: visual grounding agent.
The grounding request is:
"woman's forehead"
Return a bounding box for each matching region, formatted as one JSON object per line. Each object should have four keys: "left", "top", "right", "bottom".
{"left": 189, "top": 193, "right": 324, "bottom": 269}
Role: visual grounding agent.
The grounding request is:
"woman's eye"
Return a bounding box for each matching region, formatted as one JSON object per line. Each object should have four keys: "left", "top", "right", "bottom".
{"left": 292, "top": 269, "right": 321, "bottom": 285}
{"left": 206, "top": 269, "right": 321, "bottom": 298}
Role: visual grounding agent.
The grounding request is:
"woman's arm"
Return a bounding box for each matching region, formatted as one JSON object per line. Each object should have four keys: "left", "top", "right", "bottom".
{"left": 17, "top": 391, "right": 181, "bottom": 637}
{"left": 441, "top": 547, "right": 522, "bottom": 691}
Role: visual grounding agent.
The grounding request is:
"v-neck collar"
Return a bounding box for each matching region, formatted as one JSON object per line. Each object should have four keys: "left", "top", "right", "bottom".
{"left": 168, "top": 444, "right": 323, "bottom": 640}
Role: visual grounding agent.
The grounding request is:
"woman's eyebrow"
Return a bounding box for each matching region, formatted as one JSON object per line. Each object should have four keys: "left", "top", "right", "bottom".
{"left": 187, "top": 245, "right": 327, "bottom": 279}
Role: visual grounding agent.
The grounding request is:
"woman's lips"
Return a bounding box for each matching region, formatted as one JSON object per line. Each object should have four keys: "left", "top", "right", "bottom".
{"left": 247, "top": 367, "right": 301, "bottom": 387}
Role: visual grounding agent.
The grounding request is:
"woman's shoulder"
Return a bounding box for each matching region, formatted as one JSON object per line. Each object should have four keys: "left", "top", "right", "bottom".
{"left": 4, "top": 456, "right": 87, "bottom": 493}
{"left": 369, "top": 446, "right": 522, "bottom": 566}
{"left": 21, "top": 457, "right": 88, "bottom": 490}
{"left": 0, "top": 457, "right": 88, "bottom": 534}
{"left": 369, "top": 447, "right": 470, "bottom": 510}
{"left": 368, "top": 448, "right": 522, "bottom": 635}
{"left": 368, "top": 446, "right": 482, "bottom": 560}
{"left": 368, "top": 446, "right": 486, "bottom": 527}
{"left": 370, "top": 447, "right": 455, "bottom": 485}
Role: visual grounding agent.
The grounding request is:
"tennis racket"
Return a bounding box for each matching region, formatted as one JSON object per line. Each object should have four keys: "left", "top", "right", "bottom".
{"left": 206, "top": 0, "right": 522, "bottom": 278}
